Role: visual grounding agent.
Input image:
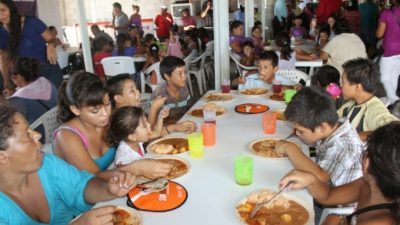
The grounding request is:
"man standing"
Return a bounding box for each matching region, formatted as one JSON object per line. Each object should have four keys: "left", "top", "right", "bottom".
{"left": 154, "top": 5, "right": 173, "bottom": 42}
{"left": 316, "top": 0, "right": 341, "bottom": 24}
{"left": 107, "top": 2, "right": 129, "bottom": 37}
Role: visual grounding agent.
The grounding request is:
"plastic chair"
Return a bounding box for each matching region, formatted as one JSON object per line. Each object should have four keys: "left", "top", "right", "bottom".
{"left": 229, "top": 51, "right": 257, "bottom": 77}
{"left": 29, "top": 107, "right": 59, "bottom": 144}
{"left": 141, "top": 62, "right": 164, "bottom": 93}
{"left": 183, "top": 50, "right": 197, "bottom": 96}
{"left": 276, "top": 69, "right": 311, "bottom": 86}
{"left": 101, "top": 56, "right": 136, "bottom": 77}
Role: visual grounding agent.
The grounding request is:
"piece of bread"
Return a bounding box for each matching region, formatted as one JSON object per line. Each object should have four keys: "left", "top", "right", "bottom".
{"left": 150, "top": 144, "right": 174, "bottom": 154}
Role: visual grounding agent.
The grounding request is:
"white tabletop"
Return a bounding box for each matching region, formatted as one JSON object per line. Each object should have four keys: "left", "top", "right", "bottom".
{"left": 96, "top": 90, "right": 315, "bottom": 225}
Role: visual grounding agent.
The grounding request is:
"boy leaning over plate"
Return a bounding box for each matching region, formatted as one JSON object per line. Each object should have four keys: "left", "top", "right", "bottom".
{"left": 274, "top": 87, "right": 364, "bottom": 224}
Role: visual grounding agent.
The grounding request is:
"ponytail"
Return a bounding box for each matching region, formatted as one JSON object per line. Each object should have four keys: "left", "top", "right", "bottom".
{"left": 57, "top": 80, "right": 75, "bottom": 123}
{"left": 275, "top": 32, "right": 293, "bottom": 61}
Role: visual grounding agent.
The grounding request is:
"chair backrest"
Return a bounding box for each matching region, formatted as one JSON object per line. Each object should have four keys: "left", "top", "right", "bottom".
{"left": 183, "top": 50, "right": 197, "bottom": 68}
{"left": 30, "top": 107, "right": 59, "bottom": 143}
{"left": 101, "top": 56, "right": 136, "bottom": 77}
{"left": 143, "top": 61, "right": 164, "bottom": 92}
{"left": 276, "top": 69, "right": 310, "bottom": 86}
{"left": 229, "top": 51, "right": 257, "bottom": 77}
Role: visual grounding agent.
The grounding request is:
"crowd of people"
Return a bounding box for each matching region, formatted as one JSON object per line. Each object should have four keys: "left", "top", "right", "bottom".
{"left": 0, "top": 0, "right": 400, "bottom": 224}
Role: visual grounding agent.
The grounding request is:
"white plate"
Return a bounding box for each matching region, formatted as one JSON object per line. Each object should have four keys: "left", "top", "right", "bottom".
{"left": 202, "top": 93, "right": 234, "bottom": 102}
{"left": 248, "top": 138, "right": 296, "bottom": 159}
{"left": 146, "top": 136, "right": 188, "bottom": 155}
{"left": 154, "top": 156, "right": 191, "bottom": 180}
{"left": 239, "top": 88, "right": 269, "bottom": 97}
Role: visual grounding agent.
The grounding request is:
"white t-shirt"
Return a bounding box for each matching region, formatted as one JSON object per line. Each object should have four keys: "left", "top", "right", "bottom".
{"left": 238, "top": 73, "right": 296, "bottom": 90}
{"left": 114, "top": 141, "right": 145, "bottom": 167}
{"left": 276, "top": 51, "right": 296, "bottom": 70}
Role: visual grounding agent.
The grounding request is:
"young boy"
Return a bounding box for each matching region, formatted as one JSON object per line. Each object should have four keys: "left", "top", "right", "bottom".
{"left": 92, "top": 36, "right": 113, "bottom": 80}
{"left": 238, "top": 50, "right": 295, "bottom": 90}
{"left": 150, "top": 56, "right": 191, "bottom": 125}
{"left": 337, "top": 58, "right": 399, "bottom": 141}
{"left": 106, "top": 74, "right": 196, "bottom": 135}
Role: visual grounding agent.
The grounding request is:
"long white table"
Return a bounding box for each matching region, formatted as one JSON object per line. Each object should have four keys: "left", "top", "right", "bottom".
{"left": 96, "top": 90, "right": 315, "bottom": 225}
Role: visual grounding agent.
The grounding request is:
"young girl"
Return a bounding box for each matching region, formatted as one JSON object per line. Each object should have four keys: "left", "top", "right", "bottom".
{"left": 112, "top": 33, "right": 135, "bottom": 56}
{"left": 251, "top": 26, "right": 264, "bottom": 55}
{"left": 109, "top": 106, "right": 168, "bottom": 167}
{"left": 143, "top": 43, "right": 161, "bottom": 86}
{"left": 182, "top": 29, "right": 199, "bottom": 57}
{"left": 311, "top": 65, "right": 344, "bottom": 108}
{"left": 290, "top": 16, "right": 307, "bottom": 39}
{"left": 280, "top": 122, "right": 400, "bottom": 225}
{"left": 166, "top": 24, "right": 183, "bottom": 58}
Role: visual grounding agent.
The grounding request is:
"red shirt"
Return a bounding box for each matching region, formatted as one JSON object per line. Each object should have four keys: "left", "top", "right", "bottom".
{"left": 154, "top": 12, "right": 173, "bottom": 39}
{"left": 316, "top": 0, "right": 342, "bottom": 24}
{"left": 93, "top": 51, "right": 112, "bottom": 79}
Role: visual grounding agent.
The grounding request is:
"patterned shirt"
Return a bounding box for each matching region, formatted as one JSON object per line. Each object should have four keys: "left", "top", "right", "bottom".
{"left": 315, "top": 119, "right": 363, "bottom": 187}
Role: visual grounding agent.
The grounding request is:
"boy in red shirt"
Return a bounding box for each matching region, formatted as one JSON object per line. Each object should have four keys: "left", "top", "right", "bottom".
{"left": 92, "top": 37, "right": 113, "bottom": 80}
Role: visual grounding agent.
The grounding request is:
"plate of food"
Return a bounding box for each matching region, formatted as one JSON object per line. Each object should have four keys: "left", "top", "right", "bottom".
{"left": 147, "top": 137, "right": 189, "bottom": 155}
{"left": 236, "top": 189, "right": 312, "bottom": 225}
{"left": 249, "top": 138, "right": 297, "bottom": 158}
{"left": 240, "top": 88, "right": 268, "bottom": 96}
{"left": 269, "top": 93, "right": 285, "bottom": 102}
{"left": 156, "top": 157, "right": 190, "bottom": 180}
{"left": 113, "top": 206, "right": 143, "bottom": 225}
{"left": 189, "top": 102, "right": 226, "bottom": 118}
{"left": 202, "top": 93, "right": 234, "bottom": 102}
{"left": 235, "top": 103, "right": 269, "bottom": 114}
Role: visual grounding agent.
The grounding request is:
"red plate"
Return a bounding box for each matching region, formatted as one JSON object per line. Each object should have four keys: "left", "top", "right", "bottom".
{"left": 235, "top": 103, "right": 269, "bottom": 114}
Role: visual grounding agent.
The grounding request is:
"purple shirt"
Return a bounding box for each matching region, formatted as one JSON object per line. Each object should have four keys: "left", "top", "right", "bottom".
{"left": 379, "top": 7, "right": 400, "bottom": 57}
{"left": 229, "top": 35, "right": 245, "bottom": 45}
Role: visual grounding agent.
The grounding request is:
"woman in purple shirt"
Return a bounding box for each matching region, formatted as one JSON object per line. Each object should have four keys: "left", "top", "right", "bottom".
{"left": 129, "top": 5, "right": 143, "bottom": 32}
{"left": 376, "top": 0, "right": 400, "bottom": 105}
{"left": 0, "top": 0, "right": 62, "bottom": 95}
{"left": 229, "top": 20, "right": 246, "bottom": 55}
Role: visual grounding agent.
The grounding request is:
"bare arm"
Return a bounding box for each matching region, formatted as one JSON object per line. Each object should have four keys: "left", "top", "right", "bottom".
{"left": 376, "top": 22, "right": 386, "bottom": 39}
{"left": 41, "top": 29, "right": 58, "bottom": 64}
{"left": 320, "top": 50, "right": 329, "bottom": 62}
{"left": 201, "top": 3, "right": 211, "bottom": 18}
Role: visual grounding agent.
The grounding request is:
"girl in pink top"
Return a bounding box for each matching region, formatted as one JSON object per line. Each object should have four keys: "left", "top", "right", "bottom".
{"left": 167, "top": 24, "right": 183, "bottom": 58}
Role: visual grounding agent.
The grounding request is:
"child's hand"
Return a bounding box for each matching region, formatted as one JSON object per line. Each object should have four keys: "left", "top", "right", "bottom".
{"left": 275, "top": 140, "right": 299, "bottom": 156}
{"left": 151, "top": 96, "right": 168, "bottom": 109}
{"left": 107, "top": 171, "right": 137, "bottom": 197}
{"left": 238, "top": 76, "right": 247, "bottom": 84}
{"left": 279, "top": 169, "right": 317, "bottom": 191}
{"left": 158, "top": 107, "right": 170, "bottom": 119}
{"left": 175, "top": 120, "right": 197, "bottom": 133}
{"left": 71, "top": 206, "right": 116, "bottom": 225}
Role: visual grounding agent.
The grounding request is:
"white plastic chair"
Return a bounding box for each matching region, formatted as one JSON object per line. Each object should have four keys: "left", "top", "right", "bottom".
{"left": 276, "top": 69, "right": 311, "bottom": 86}
{"left": 183, "top": 50, "right": 197, "bottom": 96}
{"left": 141, "top": 62, "right": 164, "bottom": 93}
{"left": 203, "top": 41, "right": 215, "bottom": 82}
{"left": 101, "top": 56, "right": 136, "bottom": 77}
{"left": 229, "top": 51, "right": 257, "bottom": 77}
{"left": 30, "top": 107, "right": 59, "bottom": 144}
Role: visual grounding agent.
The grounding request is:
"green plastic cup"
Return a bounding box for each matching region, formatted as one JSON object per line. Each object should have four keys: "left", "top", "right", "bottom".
{"left": 284, "top": 89, "right": 297, "bottom": 104}
{"left": 234, "top": 155, "right": 253, "bottom": 185}
{"left": 188, "top": 133, "right": 204, "bottom": 158}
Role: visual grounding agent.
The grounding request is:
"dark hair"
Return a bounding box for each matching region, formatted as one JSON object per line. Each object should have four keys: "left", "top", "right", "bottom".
{"left": 366, "top": 122, "right": 400, "bottom": 224}
{"left": 169, "top": 24, "right": 179, "bottom": 33}
{"left": 108, "top": 106, "right": 145, "bottom": 146}
{"left": 275, "top": 32, "right": 293, "bottom": 61}
{"left": 132, "top": 4, "right": 140, "bottom": 11}
{"left": 318, "top": 23, "right": 331, "bottom": 37}
{"left": 115, "top": 33, "right": 130, "bottom": 56}
{"left": 0, "top": 105, "right": 16, "bottom": 151}
{"left": 229, "top": 20, "right": 244, "bottom": 33}
{"left": 344, "top": 0, "right": 358, "bottom": 10}
{"left": 254, "top": 20, "right": 262, "bottom": 28}
{"left": 251, "top": 26, "right": 261, "bottom": 33}
{"left": 342, "top": 58, "right": 378, "bottom": 94}
{"left": 333, "top": 18, "right": 350, "bottom": 34}
{"left": 13, "top": 57, "right": 40, "bottom": 82}
{"left": 242, "top": 40, "right": 254, "bottom": 49}
{"left": 106, "top": 74, "right": 133, "bottom": 107}
{"left": 259, "top": 50, "right": 279, "bottom": 67}
{"left": 94, "top": 36, "right": 110, "bottom": 52}
{"left": 113, "top": 2, "right": 122, "bottom": 9}
{"left": 160, "top": 56, "right": 185, "bottom": 80}
{"left": 0, "top": 0, "right": 21, "bottom": 59}
{"left": 58, "top": 72, "right": 107, "bottom": 122}
{"left": 48, "top": 26, "right": 56, "bottom": 32}
{"left": 285, "top": 87, "right": 339, "bottom": 131}
{"left": 148, "top": 43, "right": 160, "bottom": 60}
{"left": 143, "top": 33, "right": 156, "bottom": 45}
{"left": 182, "top": 8, "right": 190, "bottom": 14}
{"left": 311, "top": 65, "right": 340, "bottom": 88}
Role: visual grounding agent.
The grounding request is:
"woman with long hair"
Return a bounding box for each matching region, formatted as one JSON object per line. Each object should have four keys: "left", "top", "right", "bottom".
{"left": 0, "top": 0, "right": 62, "bottom": 93}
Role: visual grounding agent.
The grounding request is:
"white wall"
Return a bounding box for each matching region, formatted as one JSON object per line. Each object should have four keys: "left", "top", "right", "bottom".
{"left": 36, "top": 0, "right": 63, "bottom": 35}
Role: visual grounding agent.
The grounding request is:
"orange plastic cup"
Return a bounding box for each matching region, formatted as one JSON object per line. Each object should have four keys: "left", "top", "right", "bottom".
{"left": 202, "top": 123, "right": 216, "bottom": 147}
{"left": 263, "top": 112, "right": 276, "bottom": 134}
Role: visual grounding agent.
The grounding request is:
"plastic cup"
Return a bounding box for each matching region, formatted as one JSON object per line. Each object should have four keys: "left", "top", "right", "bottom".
{"left": 221, "top": 79, "right": 231, "bottom": 93}
{"left": 203, "top": 109, "right": 216, "bottom": 124}
{"left": 202, "top": 123, "right": 216, "bottom": 147}
{"left": 234, "top": 155, "right": 253, "bottom": 185}
{"left": 263, "top": 112, "right": 276, "bottom": 134}
{"left": 284, "top": 89, "right": 297, "bottom": 104}
{"left": 272, "top": 79, "right": 282, "bottom": 93}
{"left": 188, "top": 133, "right": 204, "bottom": 158}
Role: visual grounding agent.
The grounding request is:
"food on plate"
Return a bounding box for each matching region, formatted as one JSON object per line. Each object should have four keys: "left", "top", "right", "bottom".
{"left": 190, "top": 103, "right": 226, "bottom": 117}
{"left": 113, "top": 207, "right": 142, "bottom": 225}
{"left": 203, "top": 93, "right": 234, "bottom": 101}
{"left": 250, "top": 139, "right": 287, "bottom": 158}
{"left": 236, "top": 189, "right": 309, "bottom": 225}
{"left": 241, "top": 88, "right": 268, "bottom": 95}
{"left": 149, "top": 138, "right": 188, "bottom": 155}
{"left": 157, "top": 158, "right": 189, "bottom": 179}
{"left": 273, "top": 110, "right": 286, "bottom": 121}
{"left": 270, "top": 93, "right": 285, "bottom": 101}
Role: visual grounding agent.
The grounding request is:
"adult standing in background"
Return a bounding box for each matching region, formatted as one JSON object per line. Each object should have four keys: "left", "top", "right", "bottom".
{"left": 273, "top": 0, "right": 287, "bottom": 38}
{"left": 129, "top": 5, "right": 143, "bottom": 33}
{"left": 154, "top": 5, "right": 173, "bottom": 42}
{"left": 343, "top": 0, "right": 361, "bottom": 34}
{"left": 0, "top": 0, "right": 62, "bottom": 94}
{"left": 106, "top": 2, "right": 129, "bottom": 37}
{"left": 359, "top": 0, "right": 379, "bottom": 57}
{"left": 181, "top": 8, "right": 196, "bottom": 30}
{"left": 316, "top": 0, "right": 341, "bottom": 24}
{"left": 201, "top": 0, "right": 213, "bottom": 28}
{"left": 376, "top": 0, "right": 400, "bottom": 105}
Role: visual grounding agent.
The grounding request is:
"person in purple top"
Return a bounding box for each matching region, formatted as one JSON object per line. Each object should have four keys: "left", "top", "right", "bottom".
{"left": 229, "top": 20, "right": 246, "bottom": 55}
{"left": 376, "top": 0, "right": 400, "bottom": 105}
{"left": 0, "top": 0, "right": 62, "bottom": 95}
{"left": 129, "top": 5, "right": 143, "bottom": 32}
